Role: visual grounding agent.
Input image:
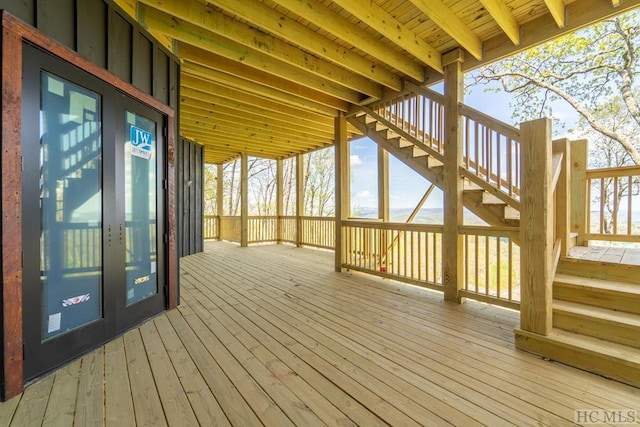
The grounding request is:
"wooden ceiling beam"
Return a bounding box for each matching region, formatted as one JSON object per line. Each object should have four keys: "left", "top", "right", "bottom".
{"left": 408, "top": 0, "right": 483, "bottom": 60}
{"left": 181, "top": 95, "right": 334, "bottom": 133}
{"left": 328, "top": 0, "right": 442, "bottom": 73}
{"left": 138, "top": 0, "right": 381, "bottom": 99}
{"left": 181, "top": 106, "right": 333, "bottom": 141}
{"left": 177, "top": 43, "right": 349, "bottom": 112}
{"left": 478, "top": 0, "right": 520, "bottom": 45}
{"left": 182, "top": 62, "right": 344, "bottom": 115}
{"left": 180, "top": 125, "right": 324, "bottom": 153}
{"left": 181, "top": 113, "right": 331, "bottom": 144}
{"left": 181, "top": 100, "right": 335, "bottom": 139}
{"left": 269, "top": 0, "right": 425, "bottom": 82}
{"left": 205, "top": 0, "right": 402, "bottom": 91}
{"left": 138, "top": 6, "right": 362, "bottom": 104}
{"left": 181, "top": 76, "right": 332, "bottom": 124}
{"left": 543, "top": 0, "right": 566, "bottom": 28}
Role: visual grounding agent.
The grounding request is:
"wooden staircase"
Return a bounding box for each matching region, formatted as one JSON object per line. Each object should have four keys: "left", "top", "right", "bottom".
{"left": 348, "top": 109, "right": 520, "bottom": 228}
{"left": 516, "top": 258, "right": 640, "bottom": 388}
{"left": 349, "top": 91, "right": 640, "bottom": 388}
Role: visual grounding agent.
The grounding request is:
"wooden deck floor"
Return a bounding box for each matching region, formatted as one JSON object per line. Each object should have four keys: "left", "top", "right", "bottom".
{"left": 1, "top": 241, "right": 639, "bottom": 426}
{"left": 569, "top": 245, "right": 640, "bottom": 265}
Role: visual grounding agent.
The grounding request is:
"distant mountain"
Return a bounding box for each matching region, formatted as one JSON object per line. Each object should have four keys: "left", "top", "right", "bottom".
{"left": 351, "top": 207, "right": 487, "bottom": 225}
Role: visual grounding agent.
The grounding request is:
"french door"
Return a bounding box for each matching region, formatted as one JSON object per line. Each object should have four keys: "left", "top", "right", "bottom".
{"left": 21, "top": 43, "right": 167, "bottom": 379}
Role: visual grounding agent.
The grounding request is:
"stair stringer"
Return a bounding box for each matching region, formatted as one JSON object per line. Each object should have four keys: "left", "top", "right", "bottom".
{"left": 348, "top": 113, "right": 520, "bottom": 228}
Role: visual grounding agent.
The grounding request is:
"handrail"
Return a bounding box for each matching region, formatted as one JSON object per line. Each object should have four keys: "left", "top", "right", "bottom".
{"left": 459, "top": 103, "right": 520, "bottom": 141}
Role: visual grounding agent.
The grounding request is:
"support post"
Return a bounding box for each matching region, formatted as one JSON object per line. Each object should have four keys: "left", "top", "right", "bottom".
{"left": 216, "top": 163, "right": 224, "bottom": 240}
{"left": 553, "top": 138, "right": 571, "bottom": 256}
{"left": 335, "top": 113, "right": 350, "bottom": 271}
{"left": 520, "top": 118, "right": 553, "bottom": 335}
{"left": 570, "top": 139, "right": 588, "bottom": 246}
{"left": 296, "top": 154, "right": 304, "bottom": 247}
{"left": 442, "top": 49, "right": 464, "bottom": 303}
{"left": 378, "top": 145, "right": 389, "bottom": 222}
{"left": 276, "top": 158, "right": 283, "bottom": 244}
{"left": 240, "top": 153, "right": 248, "bottom": 247}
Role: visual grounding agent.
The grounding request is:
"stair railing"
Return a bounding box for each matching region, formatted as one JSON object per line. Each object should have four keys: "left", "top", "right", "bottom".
{"left": 459, "top": 104, "right": 521, "bottom": 210}
{"left": 364, "top": 85, "right": 523, "bottom": 213}
{"left": 371, "top": 86, "right": 445, "bottom": 157}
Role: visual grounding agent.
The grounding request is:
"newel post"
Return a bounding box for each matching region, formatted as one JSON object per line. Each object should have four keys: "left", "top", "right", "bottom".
{"left": 520, "top": 118, "right": 553, "bottom": 335}
{"left": 334, "top": 112, "right": 350, "bottom": 271}
{"left": 443, "top": 49, "right": 464, "bottom": 303}
{"left": 570, "top": 139, "right": 588, "bottom": 246}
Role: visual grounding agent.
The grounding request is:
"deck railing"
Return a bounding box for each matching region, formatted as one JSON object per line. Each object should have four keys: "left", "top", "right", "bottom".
{"left": 300, "top": 216, "right": 335, "bottom": 249}
{"left": 460, "top": 226, "right": 520, "bottom": 309}
{"left": 248, "top": 216, "right": 279, "bottom": 244}
{"left": 204, "top": 215, "right": 219, "bottom": 240}
{"left": 586, "top": 165, "right": 640, "bottom": 243}
{"left": 219, "top": 216, "right": 242, "bottom": 243}
{"left": 341, "top": 220, "right": 444, "bottom": 290}
{"left": 205, "top": 215, "right": 335, "bottom": 249}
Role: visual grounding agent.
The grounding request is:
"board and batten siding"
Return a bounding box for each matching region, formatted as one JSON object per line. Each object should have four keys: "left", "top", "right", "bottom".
{"left": 179, "top": 137, "right": 205, "bottom": 256}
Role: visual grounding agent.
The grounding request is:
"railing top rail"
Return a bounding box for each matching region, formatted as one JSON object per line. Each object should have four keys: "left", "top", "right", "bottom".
{"left": 459, "top": 103, "right": 520, "bottom": 141}
{"left": 586, "top": 164, "right": 640, "bottom": 179}
{"left": 458, "top": 225, "right": 520, "bottom": 238}
{"left": 342, "top": 219, "right": 443, "bottom": 232}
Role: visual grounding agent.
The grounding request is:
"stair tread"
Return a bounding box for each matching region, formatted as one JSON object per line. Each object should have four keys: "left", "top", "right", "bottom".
{"left": 553, "top": 300, "right": 640, "bottom": 327}
{"left": 554, "top": 273, "right": 640, "bottom": 295}
{"left": 518, "top": 327, "right": 640, "bottom": 363}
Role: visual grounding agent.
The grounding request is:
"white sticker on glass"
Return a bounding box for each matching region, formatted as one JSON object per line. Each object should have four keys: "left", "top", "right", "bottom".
{"left": 48, "top": 312, "right": 61, "bottom": 334}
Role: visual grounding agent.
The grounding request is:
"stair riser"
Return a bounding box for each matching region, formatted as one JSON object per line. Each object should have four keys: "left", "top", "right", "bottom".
{"left": 515, "top": 329, "right": 640, "bottom": 388}
{"left": 553, "top": 311, "right": 640, "bottom": 349}
{"left": 554, "top": 284, "right": 640, "bottom": 315}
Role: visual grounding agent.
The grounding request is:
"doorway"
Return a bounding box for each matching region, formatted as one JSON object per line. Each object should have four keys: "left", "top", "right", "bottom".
{"left": 21, "top": 43, "right": 167, "bottom": 379}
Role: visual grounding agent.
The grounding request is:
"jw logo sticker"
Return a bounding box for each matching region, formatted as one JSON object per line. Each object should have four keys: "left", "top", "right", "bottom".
{"left": 62, "top": 293, "right": 90, "bottom": 307}
{"left": 130, "top": 126, "right": 153, "bottom": 160}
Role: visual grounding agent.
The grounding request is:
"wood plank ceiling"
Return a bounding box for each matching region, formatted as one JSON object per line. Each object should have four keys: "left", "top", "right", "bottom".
{"left": 114, "top": 0, "right": 639, "bottom": 164}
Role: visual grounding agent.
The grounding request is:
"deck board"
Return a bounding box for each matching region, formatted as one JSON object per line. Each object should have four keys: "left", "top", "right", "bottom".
{"left": 1, "top": 241, "right": 639, "bottom": 426}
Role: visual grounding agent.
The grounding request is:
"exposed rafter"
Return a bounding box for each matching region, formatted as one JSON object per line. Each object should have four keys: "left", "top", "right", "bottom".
{"left": 478, "top": 0, "right": 520, "bottom": 45}
{"left": 544, "top": 0, "right": 566, "bottom": 28}
{"left": 109, "top": 0, "right": 640, "bottom": 162}
{"left": 463, "top": 0, "right": 640, "bottom": 72}
{"left": 408, "top": 0, "right": 483, "bottom": 60}
{"left": 331, "top": 0, "right": 442, "bottom": 73}
{"left": 182, "top": 62, "right": 343, "bottom": 115}
{"left": 205, "top": 0, "right": 402, "bottom": 91}
{"left": 139, "top": 6, "right": 363, "bottom": 103}
{"left": 177, "top": 43, "right": 348, "bottom": 112}
{"left": 139, "top": 0, "right": 382, "bottom": 99}
{"left": 269, "top": 0, "right": 425, "bottom": 82}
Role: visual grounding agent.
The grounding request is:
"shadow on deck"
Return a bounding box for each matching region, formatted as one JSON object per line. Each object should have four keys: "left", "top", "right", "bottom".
{"left": 1, "top": 241, "right": 638, "bottom": 426}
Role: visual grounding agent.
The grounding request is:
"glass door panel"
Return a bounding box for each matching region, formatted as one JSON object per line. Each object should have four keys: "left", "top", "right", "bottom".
{"left": 124, "top": 111, "right": 158, "bottom": 305}
{"left": 40, "top": 72, "right": 103, "bottom": 340}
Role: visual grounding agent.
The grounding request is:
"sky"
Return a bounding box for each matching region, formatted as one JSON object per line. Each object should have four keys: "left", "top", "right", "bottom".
{"left": 349, "top": 80, "right": 581, "bottom": 212}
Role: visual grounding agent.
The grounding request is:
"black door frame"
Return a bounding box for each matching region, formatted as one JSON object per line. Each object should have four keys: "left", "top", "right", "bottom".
{"left": 21, "top": 42, "right": 168, "bottom": 380}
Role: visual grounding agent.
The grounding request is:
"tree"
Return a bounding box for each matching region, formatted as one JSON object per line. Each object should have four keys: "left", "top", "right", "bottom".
{"left": 303, "top": 147, "right": 335, "bottom": 216}
{"left": 470, "top": 10, "right": 640, "bottom": 235}
{"left": 469, "top": 9, "right": 640, "bottom": 164}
